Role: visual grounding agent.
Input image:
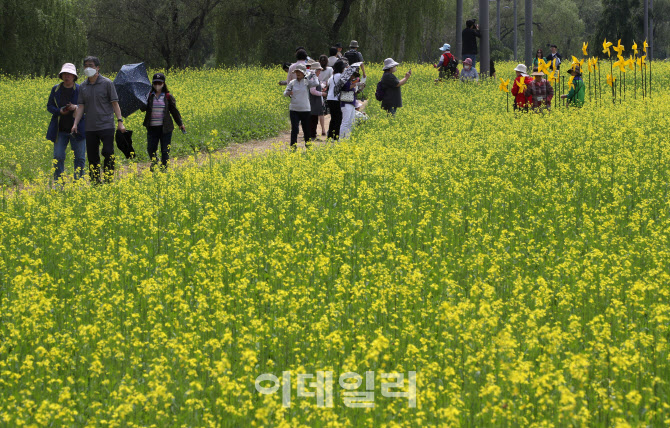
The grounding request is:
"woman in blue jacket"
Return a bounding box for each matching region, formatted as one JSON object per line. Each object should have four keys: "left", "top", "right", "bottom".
{"left": 46, "top": 63, "right": 86, "bottom": 182}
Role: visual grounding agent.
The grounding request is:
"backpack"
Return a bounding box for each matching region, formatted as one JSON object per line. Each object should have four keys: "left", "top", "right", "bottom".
{"left": 441, "top": 53, "right": 458, "bottom": 75}
{"left": 344, "top": 49, "right": 361, "bottom": 65}
{"left": 375, "top": 80, "right": 386, "bottom": 101}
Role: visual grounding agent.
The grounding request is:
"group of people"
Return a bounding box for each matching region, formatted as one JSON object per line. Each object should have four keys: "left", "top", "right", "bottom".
{"left": 511, "top": 62, "right": 585, "bottom": 112}
{"left": 281, "top": 41, "right": 410, "bottom": 150}
{"left": 47, "top": 56, "right": 184, "bottom": 183}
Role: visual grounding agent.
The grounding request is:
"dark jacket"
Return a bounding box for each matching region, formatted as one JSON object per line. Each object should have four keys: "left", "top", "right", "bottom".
{"left": 141, "top": 92, "right": 183, "bottom": 132}
{"left": 46, "top": 83, "right": 86, "bottom": 142}
{"left": 462, "top": 28, "right": 481, "bottom": 55}
{"left": 546, "top": 53, "right": 562, "bottom": 69}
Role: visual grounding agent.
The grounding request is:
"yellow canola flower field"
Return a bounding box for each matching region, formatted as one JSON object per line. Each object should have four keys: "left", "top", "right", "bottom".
{"left": 0, "top": 63, "right": 669, "bottom": 427}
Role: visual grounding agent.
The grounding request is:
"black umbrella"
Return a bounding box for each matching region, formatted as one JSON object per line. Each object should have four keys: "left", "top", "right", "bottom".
{"left": 113, "top": 62, "right": 151, "bottom": 118}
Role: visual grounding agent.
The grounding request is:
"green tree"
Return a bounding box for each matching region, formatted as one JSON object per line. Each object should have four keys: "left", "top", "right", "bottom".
{"left": 0, "top": 0, "right": 87, "bottom": 75}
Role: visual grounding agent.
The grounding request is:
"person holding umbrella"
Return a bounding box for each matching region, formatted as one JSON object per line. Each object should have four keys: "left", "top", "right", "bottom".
{"left": 140, "top": 73, "right": 185, "bottom": 171}
{"left": 72, "top": 56, "right": 126, "bottom": 183}
{"left": 46, "top": 63, "right": 86, "bottom": 182}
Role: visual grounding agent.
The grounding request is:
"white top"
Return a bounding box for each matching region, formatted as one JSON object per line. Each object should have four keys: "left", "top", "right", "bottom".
{"left": 326, "top": 73, "right": 341, "bottom": 101}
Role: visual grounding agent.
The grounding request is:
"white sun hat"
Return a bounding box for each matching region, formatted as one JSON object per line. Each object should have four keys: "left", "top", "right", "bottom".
{"left": 382, "top": 58, "right": 400, "bottom": 70}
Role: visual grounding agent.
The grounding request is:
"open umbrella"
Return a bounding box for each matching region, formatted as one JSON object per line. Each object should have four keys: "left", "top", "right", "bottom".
{"left": 113, "top": 63, "right": 151, "bottom": 118}
{"left": 333, "top": 62, "right": 362, "bottom": 98}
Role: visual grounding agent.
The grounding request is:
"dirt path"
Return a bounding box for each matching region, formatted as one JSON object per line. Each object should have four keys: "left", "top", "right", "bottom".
{"left": 225, "top": 114, "right": 332, "bottom": 158}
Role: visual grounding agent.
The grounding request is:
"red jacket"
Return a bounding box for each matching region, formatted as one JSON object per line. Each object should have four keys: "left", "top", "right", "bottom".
{"left": 511, "top": 75, "right": 533, "bottom": 108}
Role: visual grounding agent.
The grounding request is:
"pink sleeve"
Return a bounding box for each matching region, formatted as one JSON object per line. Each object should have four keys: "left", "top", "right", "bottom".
{"left": 310, "top": 86, "right": 322, "bottom": 96}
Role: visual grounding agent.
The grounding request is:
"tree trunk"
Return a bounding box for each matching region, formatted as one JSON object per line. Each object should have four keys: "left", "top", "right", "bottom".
{"left": 330, "top": 0, "right": 356, "bottom": 43}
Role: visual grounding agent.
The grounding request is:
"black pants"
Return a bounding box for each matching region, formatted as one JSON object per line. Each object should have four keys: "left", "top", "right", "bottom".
{"left": 327, "top": 101, "right": 342, "bottom": 140}
{"left": 85, "top": 128, "right": 115, "bottom": 183}
{"left": 147, "top": 126, "right": 173, "bottom": 171}
{"left": 289, "top": 110, "right": 311, "bottom": 149}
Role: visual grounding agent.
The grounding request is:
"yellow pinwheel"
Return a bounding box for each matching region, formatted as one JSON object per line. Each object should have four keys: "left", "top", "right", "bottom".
{"left": 552, "top": 58, "right": 558, "bottom": 71}
{"left": 547, "top": 70, "right": 556, "bottom": 83}
{"left": 516, "top": 77, "right": 527, "bottom": 94}
{"left": 643, "top": 40, "right": 649, "bottom": 53}
{"left": 592, "top": 57, "right": 599, "bottom": 71}
{"left": 613, "top": 55, "right": 626, "bottom": 72}
{"left": 587, "top": 58, "right": 594, "bottom": 73}
{"left": 568, "top": 74, "right": 575, "bottom": 89}
{"left": 612, "top": 39, "right": 625, "bottom": 56}
{"left": 537, "top": 58, "right": 550, "bottom": 75}
{"left": 632, "top": 41, "right": 638, "bottom": 55}
{"left": 582, "top": 42, "right": 588, "bottom": 56}
{"left": 499, "top": 77, "right": 510, "bottom": 93}
{"left": 626, "top": 56, "right": 635, "bottom": 70}
{"left": 607, "top": 73, "right": 616, "bottom": 87}
{"left": 637, "top": 55, "right": 647, "bottom": 69}
{"left": 602, "top": 38, "right": 613, "bottom": 56}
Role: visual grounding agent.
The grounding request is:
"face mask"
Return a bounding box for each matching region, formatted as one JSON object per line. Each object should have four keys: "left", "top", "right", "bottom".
{"left": 153, "top": 83, "right": 163, "bottom": 90}
{"left": 84, "top": 67, "right": 97, "bottom": 78}
{"left": 464, "top": 66, "right": 471, "bottom": 70}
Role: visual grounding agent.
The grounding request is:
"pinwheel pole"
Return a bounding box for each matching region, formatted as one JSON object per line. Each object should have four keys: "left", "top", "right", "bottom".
{"left": 610, "top": 58, "right": 615, "bottom": 103}
{"left": 633, "top": 54, "right": 637, "bottom": 100}
{"left": 619, "top": 68, "right": 622, "bottom": 104}
{"left": 588, "top": 64, "right": 591, "bottom": 103}
{"left": 649, "top": 56, "right": 652, "bottom": 99}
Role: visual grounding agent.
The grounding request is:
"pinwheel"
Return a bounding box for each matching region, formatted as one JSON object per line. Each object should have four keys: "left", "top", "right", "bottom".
{"left": 613, "top": 55, "right": 626, "bottom": 73}
{"left": 582, "top": 42, "right": 588, "bottom": 57}
{"left": 568, "top": 74, "right": 575, "bottom": 89}
{"left": 537, "top": 58, "right": 550, "bottom": 75}
{"left": 547, "top": 70, "right": 556, "bottom": 83}
{"left": 602, "top": 39, "right": 613, "bottom": 56}
{"left": 632, "top": 41, "right": 638, "bottom": 56}
{"left": 612, "top": 39, "right": 625, "bottom": 57}
{"left": 516, "top": 77, "right": 527, "bottom": 95}
{"left": 613, "top": 55, "right": 626, "bottom": 102}
{"left": 643, "top": 40, "right": 649, "bottom": 54}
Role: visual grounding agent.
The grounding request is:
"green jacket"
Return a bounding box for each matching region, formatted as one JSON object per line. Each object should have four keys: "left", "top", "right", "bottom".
{"left": 567, "top": 78, "right": 585, "bottom": 107}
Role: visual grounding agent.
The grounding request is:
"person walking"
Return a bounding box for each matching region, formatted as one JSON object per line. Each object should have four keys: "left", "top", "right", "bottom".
{"left": 525, "top": 70, "right": 554, "bottom": 112}
{"left": 317, "top": 55, "right": 333, "bottom": 137}
{"left": 546, "top": 44, "right": 562, "bottom": 70}
{"left": 287, "top": 49, "right": 309, "bottom": 84}
{"left": 379, "top": 58, "right": 411, "bottom": 115}
{"left": 140, "top": 73, "right": 185, "bottom": 171}
{"left": 71, "top": 56, "right": 125, "bottom": 183}
{"left": 46, "top": 63, "right": 87, "bottom": 182}
{"left": 434, "top": 44, "right": 458, "bottom": 81}
{"left": 461, "top": 20, "right": 481, "bottom": 67}
{"left": 511, "top": 64, "right": 532, "bottom": 111}
{"left": 308, "top": 61, "right": 327, "bottom": 139}
{"left": 284, "top": 64, "right": 320, "bottom": 150}
{"left": 343, "top": 41, "right": 366, "bottom": 78}
{"left": 561, "top": 66, "right": 585, "bottom": 107}
{"left": 339, "top": 68, "right": 361, "bottom": 139}
{"left": 460, "top": 58, "right": 479, "bottom": 82}
{"left": 335, "top": 43, "right": 344, "bottom": 58}
{"left": 326, "top": 60, "right": 345, "bottom": 140}
{"left": 327, "top": 47, "right": 339, "bottom": 67}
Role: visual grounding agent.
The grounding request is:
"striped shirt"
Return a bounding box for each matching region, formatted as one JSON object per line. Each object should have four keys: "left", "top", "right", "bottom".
{"left": 150, "top": 93, "right": 166, "bottom": 126}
